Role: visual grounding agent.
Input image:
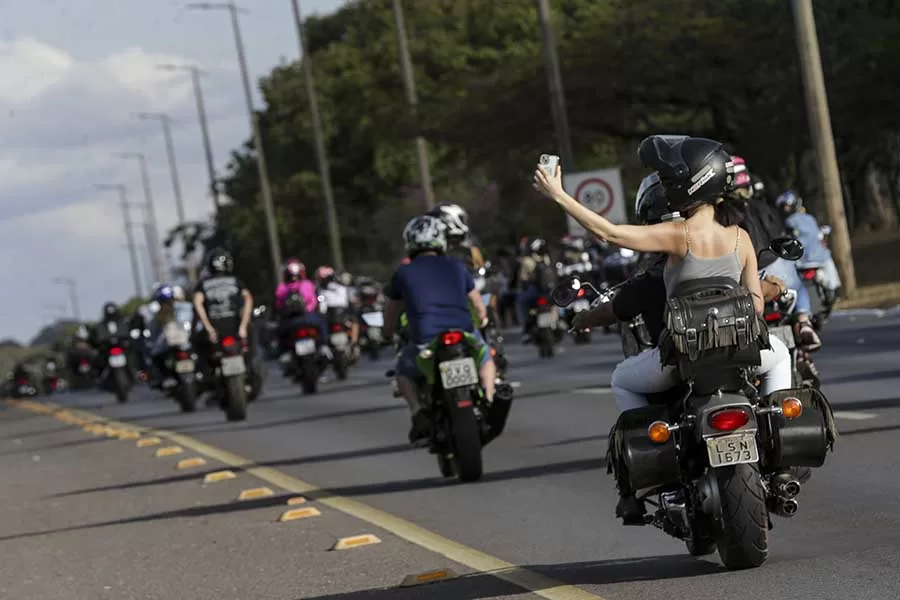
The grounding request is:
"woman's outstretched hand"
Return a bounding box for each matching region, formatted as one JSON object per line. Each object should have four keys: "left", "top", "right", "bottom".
{"left": 533, "top": 164, "right": 565, "bottom": 200}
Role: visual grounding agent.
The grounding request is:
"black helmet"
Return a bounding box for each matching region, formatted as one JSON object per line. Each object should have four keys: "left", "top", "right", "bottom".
{"left": 102, "top": 302, "right": 119, "bottom": 321}
{"left": 635, "top": 172, "right": 680, "bottom": 225}
{"left": 637, "top": 135, "right": 734, "bottom": 212}
{"left": 205, "top": 247, "right": 234, "bottom": 275}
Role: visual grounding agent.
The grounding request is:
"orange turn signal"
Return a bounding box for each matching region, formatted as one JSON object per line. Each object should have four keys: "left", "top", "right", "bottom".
{"left": 781, "top": 397, "right": 803, "bottom": 419}
{"left": 647, "top": 421, "right": 671, "bottom": 444}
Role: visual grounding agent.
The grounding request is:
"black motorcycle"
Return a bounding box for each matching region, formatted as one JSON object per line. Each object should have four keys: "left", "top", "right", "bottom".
{"left": 527, "top": 294, "right": 558, "bottom": 358}
{"left": 98, "top": 337, "right": 131, "bottom": 403}
{"left": 552, "top": 237, "right": 837, "bottom": 570}
{"left": 158, "top": 321, "right": 199, "bottom": 412}
{"left": 11, "top": 370, "right": 38, "bottom": 398}
{"left": 212, "top": 334, "right": 248, "bottom": 421}
{"left": 327, "top": 317, "right": 352, "bottom": 381}
{"left": 386, "top": 330, "right": 514, "bottom": 482}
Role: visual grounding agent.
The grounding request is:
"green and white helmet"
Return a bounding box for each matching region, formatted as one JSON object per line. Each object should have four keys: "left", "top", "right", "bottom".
{"left": 403, "top": 215, "right": 447, "bottom": 256}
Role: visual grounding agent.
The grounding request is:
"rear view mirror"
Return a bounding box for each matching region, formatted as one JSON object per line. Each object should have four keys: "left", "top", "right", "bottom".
{"left": 551, "top": 277, "right": 581, "bottom": 307}
{"left": 769, "top": 237, "right": 804, "bottom": 262}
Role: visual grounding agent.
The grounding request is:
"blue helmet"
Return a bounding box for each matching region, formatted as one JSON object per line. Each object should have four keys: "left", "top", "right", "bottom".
{"left": 153, "top": 284, "right": 175, "bottom": 304}
{"left": 775, "top": 190, "right": 802, "bottom": 210}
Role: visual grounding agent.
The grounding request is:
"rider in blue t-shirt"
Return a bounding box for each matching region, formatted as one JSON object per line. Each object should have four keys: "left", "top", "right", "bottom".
{"left": 383, "top": 215, "right": 495, "bottom": 442}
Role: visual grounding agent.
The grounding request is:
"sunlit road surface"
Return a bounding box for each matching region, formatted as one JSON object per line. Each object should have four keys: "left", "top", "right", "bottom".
{"left": 2, "top": 313, "right": 900, "bottom": 600}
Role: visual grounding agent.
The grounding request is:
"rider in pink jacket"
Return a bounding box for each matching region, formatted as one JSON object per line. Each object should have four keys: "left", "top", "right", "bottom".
{"left": 275, "top": 258, "right": 318, "bottom": 313}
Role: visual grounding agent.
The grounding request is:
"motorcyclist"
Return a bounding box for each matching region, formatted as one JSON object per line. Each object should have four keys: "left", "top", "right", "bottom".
{"left": 274, "top": 258, "right": 329, "bottom": 356}
{"left": 515, "top": 236, "right": 555, "bottom": 341}
{"left": 316, "top": 265, "right": 360, "bottom": 359}
{"left": 192, "top": 247, "right": 254, "bottom": 348}
{"left": 732, "top": 159, "right": 821, "bottom": 350}
{"left": 776, "top": 189, "right": 842, "bottom": 301}
{"left": 426, "top": 203, "right": 485, "bottom": 272}
{"left": 147, "top": 284, "right": 194, "bottom": 387}
{"left": 383, "top": 215, "right": 495, "bottom": 442}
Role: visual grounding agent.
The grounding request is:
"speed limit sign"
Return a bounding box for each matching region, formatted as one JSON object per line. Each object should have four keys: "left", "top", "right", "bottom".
{"left": 562, "top": 168, "right": 626, "bottom": 236}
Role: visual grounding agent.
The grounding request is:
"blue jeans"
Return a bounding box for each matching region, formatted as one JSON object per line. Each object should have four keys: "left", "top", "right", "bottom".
{"left": 762, "top": 258, "right": 812, "bottom": 316}
{"left": 278, "top": 313, "right": 328, "bottom": 349}
{"left": 397, "top": 330, "right": 490, "bottom": 381}
{"left": 516, "top": 284, "right": 543, "bottom": 330}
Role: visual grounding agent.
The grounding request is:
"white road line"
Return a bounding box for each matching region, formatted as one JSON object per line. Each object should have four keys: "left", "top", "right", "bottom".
{"left": 575, "top": 387, "right": 612, "bottom": 394}
{"left": 832, "top": 411, "right": 876, "bottom": 420}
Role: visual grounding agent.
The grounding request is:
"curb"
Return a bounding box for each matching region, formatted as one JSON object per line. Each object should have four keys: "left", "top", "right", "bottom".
{"left": 831, "top": 305, "right": 900, "bottom": 318}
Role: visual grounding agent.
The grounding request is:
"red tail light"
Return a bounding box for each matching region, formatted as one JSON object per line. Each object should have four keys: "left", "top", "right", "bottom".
{"left": 79, "top": 359, "right": 89, "bottom": 366}
{"left": 330, "top": 323, "right": 344, "bottom": 333}
{"left": 709, "top": 409, "right": 750, "bottom": 431}
{"left": 221, "top": 336, "right": 238, "bottom": 347}
{"left": 576, "top": 288, "right": 586, "bottom": 298}
{"left": 176, "top": 351, "right": 190, "bottom": 360}
{"left": 441, "top": 331, "right": 464, "bottom": 346}
{"left": 296, "top": 328, "right": 318, "bottom": 339}
{"left": 800, "top": 269, "right": 817, "bottom": 280}
{"left": 109, "top": 347, "right": 124, "bottom": 356}
{"left": 536, "top": 296, "right": 549, "bottom": 307}
{"left": 16, "top": 378, "right": 27, "bottom": 385}
{"left": 764, "top": 312, "right": 782, "bottom": 323}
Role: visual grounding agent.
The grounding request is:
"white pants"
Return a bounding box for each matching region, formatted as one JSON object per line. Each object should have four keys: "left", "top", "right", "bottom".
{"left": 821, "top": 258, "right": 842, "bottom": 291}
{"left": 610, "top": 335, "right": 792, "bottom": 411}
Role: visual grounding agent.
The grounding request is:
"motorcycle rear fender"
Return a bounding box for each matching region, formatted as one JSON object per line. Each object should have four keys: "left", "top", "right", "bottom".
{"left": 687, "top": 392, "right": 759, "bottom": 440}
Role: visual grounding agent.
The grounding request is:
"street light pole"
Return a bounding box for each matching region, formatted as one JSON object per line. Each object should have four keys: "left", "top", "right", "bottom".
{"left": 389, "top": 0, "right": 435, "bottom": 210}
{"left": 127, "top": 202, "right": 159, "bottom": 294}
{"left": 51, "top": 277, "right": 81, "bottom": 321}
{"left": 290, "top": 0, "right": 344, "bottom": 271}
{"left": 187, "top": 2, "right": 283, "bottom": 288}
{"left": 136, "top": 112, "right": 187, "bottom": 227}
{"left": 95, "top": 184, "right": 143, "bottom": 299}
{"left": 115, "top": 152, "right": 165, "bottom": 283}
{"left": 535, "top": 0, "right": 575, "bottom": 172}
{"left": 157, "top": 64, "right": 221, "bottom": 214}
{"left": 791, "top": 0, "right": 856, "bottom": 295}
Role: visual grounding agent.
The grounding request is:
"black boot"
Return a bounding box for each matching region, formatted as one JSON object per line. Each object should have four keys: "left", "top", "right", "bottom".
{"left": 408, "top": 409, "right": 430, "bottom": 444}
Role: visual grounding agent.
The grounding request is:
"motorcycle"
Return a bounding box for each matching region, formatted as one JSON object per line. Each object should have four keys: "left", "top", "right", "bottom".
{"left": 552, "top": 237, "right": 837, "bottom": 570}
{"left": 385, "top": 329, "right": 514, "bottom": 482}
{"left": 528, "top": 294, "right": 558, "bottom": 358}
{"left": 42, "top": 359, "right": 64, "bottom": 394}
{"left": 476, "top": 263, "right": 510, "bottom": 379}
{"left": 328, "top": 320, "right": 351, "bottom": 381}
{"left": 11, "top": 372, "right": 38, "bottom": 398}
{"left": 159, "top": 321, "right": 199, "bottom": 412}
{"left": 763, "top": 291, "right": 820, "bottom": 389}
{"left": 359, "top": 310, "right": 385, "bottom": 361}
{"left": 796, "top": 264, "right": 835, "bottom": 329}
{"left": 212, "top": 334, "right": 249, "bottom": 421}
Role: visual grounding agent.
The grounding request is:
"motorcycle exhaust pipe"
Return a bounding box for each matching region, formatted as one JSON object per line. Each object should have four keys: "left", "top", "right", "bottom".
{"left": 771, "top": 473, "right": 802, "bottom": 499}
{"left": 774, "top": 498, "right": 799, "bottom": 518}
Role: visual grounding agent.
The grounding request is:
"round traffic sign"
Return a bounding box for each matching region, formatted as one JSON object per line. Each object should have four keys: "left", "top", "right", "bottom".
{"left": 573, "top": 177, "right": 615, "bottom": 216}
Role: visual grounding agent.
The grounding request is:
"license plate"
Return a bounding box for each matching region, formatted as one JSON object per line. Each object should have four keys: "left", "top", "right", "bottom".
{"left": 536, "top": 312, "right": 554, "bottom": 328}
{"left": 221, "top": 355, "right": 246, "bottom": 376}
{"left": 295, "top": 339, "right": 316, "bottom": 356}
{"left": 573, "top": 299, "right": 590, "bottom": 312}
{"left": 79, "top": 364, "right": 90, "bottom": 373}
{"left": 769, "top": 325, "right": 795, "bottom": 350}
{"left": 368, "top": 327, "right": 382, "bottom": 341}
{"left": 175, "top": 360, "right": 195, "bottom": 374}
{"left": 108, "top": 355, "right": 127, "bottom": 368}
{"left": 362, "top": 312, "right": 384, "bottom": 328}
{"left": 707, "top": 433, "right": 759, "bottom": 468}
{"left": 331, "top": 332, "right": 349, "bottom": 347}
{"left": 438, "top": 357, "right": 479, "bottom": 390}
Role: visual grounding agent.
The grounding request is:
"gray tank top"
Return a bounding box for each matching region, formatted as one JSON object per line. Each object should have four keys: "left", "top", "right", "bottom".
{"left": 664, "top": 224, "right": 742, "bottom": 297}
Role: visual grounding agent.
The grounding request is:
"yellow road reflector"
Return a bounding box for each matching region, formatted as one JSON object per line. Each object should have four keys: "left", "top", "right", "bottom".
{"left": 286, "top": 496, "right": 307, "bottom": 506}
{"left": 104, "top": 427, "right": 123, "bottom": 437}
{"left": 237, "top": 487, "right": 274, "bottom": 501}
{"left": 84, "top": 425, "right": 104, "bottom": 435}
{"left": 399, "top": 569, "right": 459, "bottom": 587}
{"left": 117, "top": 431, "right": 140, "bottom": 440}
{"left": 331, "top": 534, "right": 382, "bottom": 550}
{"left": 136, "top": 437, "right": 161, "bottom": 447}
{"left": 155, "top": 446, "right": 184, "bottom": 457}
{"left": 278, "top": 507, "right": 321, "bottom": 522}
{"left": 203, "top": 470, "right": 237, "bottom": 484}
{"left": 176, "top": 457, "right": 207, "bottom": 469}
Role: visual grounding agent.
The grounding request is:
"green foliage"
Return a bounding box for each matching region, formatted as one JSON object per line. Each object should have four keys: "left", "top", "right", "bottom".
{"left": 213, "top": 0, "right": 900, "bottom": 298}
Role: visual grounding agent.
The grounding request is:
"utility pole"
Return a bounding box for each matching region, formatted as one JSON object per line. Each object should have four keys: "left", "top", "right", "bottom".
{"left": 115, "top": 152, "right": 166, "bottom": 283}
{"left": 127, "top": 202, "right": 160, "bottom": 292}
{"left": 157, "top": 64, "right": 221, "bottom": 214}
{"left": 96, "top": 184, "right": 143, "bottom": 299}
{"left": 535, "top": 0, "right": 575, "bottom": 172}
{"left": 136, "top": 112, "right": 187, "bottom": 226}
{"left": 50, "top": 277, "right": 81, "bottom": 322}
{"left": 791, "top": 0, "right": 856, "bottom": 295}
{"left": 290, "top": 0, "right": 344, "bottom": 271}
{"left": 187, "top": 2, "right": 283, "bottom": 288}
{"left": 390, "top": 0, "right": 435, "bottom": 210}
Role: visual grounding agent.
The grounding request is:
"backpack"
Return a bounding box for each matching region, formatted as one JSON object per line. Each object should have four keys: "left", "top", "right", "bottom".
{"left": 661, "top": 284, "right": 768, "bottom": 366}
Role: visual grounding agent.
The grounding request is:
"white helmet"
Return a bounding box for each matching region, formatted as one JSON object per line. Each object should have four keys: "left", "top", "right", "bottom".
{"left": 403, "top": 215, "right": 447, "bottom": 255}
{"left": 428, "top": 203, "right": 469, "bottom": 238}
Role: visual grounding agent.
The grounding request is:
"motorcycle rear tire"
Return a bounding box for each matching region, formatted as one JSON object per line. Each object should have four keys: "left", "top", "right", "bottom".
{"left": 715, "top": 463, "right": 769, "bottom": 570}
{"left": 224, "top": 375, "right": 247, "bottom": 421}
{"left": 538, "top": 330, "right": 554, "bottom": 358}
{"left": 112, "top": 368, "right": 130, "bottom": 404}
{"left": 437, "top": 453, "right": 456, "bottom": 478}
{"left": 449, "top": 391, "right": 483, "bottom": 482}
{"left": 177, "top": 381, "right": 197, "bottom": 413}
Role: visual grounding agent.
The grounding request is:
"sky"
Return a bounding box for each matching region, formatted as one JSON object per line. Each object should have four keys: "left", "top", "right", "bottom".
{"left": 0, "top": 0, "right": 345, "bottom": 343}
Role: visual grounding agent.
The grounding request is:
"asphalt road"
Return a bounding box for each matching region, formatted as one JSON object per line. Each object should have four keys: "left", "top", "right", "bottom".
{"left": 3, "top": 312, "right": 900, "bottom": 600}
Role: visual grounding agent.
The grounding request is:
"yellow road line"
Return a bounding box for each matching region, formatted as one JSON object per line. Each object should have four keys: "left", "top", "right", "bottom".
{"left": 14, "top": 402, "right": 608, "bottom": 600}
